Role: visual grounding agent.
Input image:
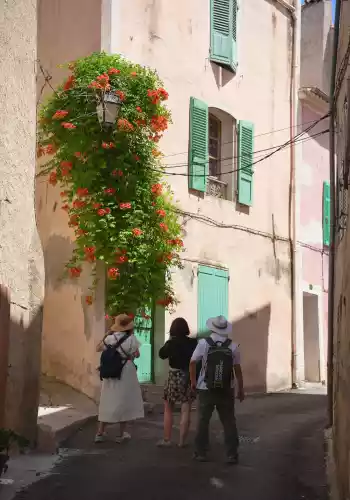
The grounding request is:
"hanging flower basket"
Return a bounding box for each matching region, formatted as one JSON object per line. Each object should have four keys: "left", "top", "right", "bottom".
{"left": 38, "top": 52, "right": 184, "bottom": 316}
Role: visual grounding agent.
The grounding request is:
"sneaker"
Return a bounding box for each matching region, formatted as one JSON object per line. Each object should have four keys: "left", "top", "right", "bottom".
{"left": 94, "top": 434, "right": 106, "bottom": 443}
{"left": 193, "top": 452, "right": 208, "bottom": 462}
{"left": 227, "top": 454, "right": 239, "bottom": 465}
{"left": 116, "top": 432, "right": 131, "bottom": 444}
{"left": 157, "top": 439, "right": 172, "bottom": 448}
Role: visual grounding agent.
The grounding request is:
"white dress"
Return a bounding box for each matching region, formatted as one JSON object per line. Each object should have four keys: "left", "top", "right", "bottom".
{"left": 98, "top": 332, "right": 145, "bottom": 423}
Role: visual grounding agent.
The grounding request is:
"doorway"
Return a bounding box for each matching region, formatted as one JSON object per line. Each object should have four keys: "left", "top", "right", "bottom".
{"left": 303, "top": 292, "right": 321, "bottom": 383}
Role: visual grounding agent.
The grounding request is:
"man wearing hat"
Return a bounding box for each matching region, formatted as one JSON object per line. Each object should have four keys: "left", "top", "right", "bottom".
{"left": 189, "top": 315, "right": 244, "bottom": 464}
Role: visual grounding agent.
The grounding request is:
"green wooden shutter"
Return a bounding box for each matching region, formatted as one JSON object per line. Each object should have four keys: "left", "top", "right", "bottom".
{"left": 189, "top": 97, "right": 208, "bottom": 192}
{"left": 238, "top": 120, "right": 254, "bottom": 206}
{"left": 210, "top": 0, "right": 237, "bottom": 71}
{"left": 323, "top": 181, "right": 331, "bottom": 246}
{"left": 197, "top": 265, "right": 229, "bottom": 337}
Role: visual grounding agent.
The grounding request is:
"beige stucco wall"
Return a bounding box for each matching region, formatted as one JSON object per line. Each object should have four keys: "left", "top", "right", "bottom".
{"left": 37, "top": 0, "right": 105, "bottom": 401}
{"left": 37, "top": 0, "right": 295, "bottom": 396}
{"left": 0, "top": 0, "right": 45, "bottom": 440}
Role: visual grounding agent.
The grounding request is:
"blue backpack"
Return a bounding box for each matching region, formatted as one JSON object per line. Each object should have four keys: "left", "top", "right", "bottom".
{"left": 99, "top": 333, "right": 130, "bottom": 380}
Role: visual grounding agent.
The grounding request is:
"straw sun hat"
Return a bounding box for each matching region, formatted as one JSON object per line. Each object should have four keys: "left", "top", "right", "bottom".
{"left": 110, "top": 313, "right": 135, "bottom": 332}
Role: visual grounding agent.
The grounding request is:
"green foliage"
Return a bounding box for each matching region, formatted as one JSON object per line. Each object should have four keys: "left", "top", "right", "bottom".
{"left": 38, "top": 52, "right": 183, "bottom": 315}
{"left": 0, "top": 429, "right": 29, "bottom": 454}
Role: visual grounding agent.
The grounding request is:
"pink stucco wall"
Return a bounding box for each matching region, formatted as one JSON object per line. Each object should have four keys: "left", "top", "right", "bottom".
{"left": 300, "top": 103, "right": 329, "bottom": 373}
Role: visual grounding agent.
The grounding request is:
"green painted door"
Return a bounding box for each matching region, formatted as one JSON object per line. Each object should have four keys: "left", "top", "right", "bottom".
{"left": 197, "top": 265, "right": 229, "bottom": 338}
{"left": 134, "top": 310, "right": 152, "bottom": 383}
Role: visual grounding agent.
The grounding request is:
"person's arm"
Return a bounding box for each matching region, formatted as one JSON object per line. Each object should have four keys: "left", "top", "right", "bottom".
{"left": 96, "top": 332, "right": 110, "bottom": 352}
{"left": 159, "top": 339, "right": 170, "bottom": 360}
{"left": 189, "top": 340, "right": 205, "bottom": 390}
{"left": 234, "top": 364, "right": 245, "bottom": 401}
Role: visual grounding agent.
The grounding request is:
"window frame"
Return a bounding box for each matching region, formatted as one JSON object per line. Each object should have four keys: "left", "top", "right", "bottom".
{"left": 209, "top": 113, "right": 222, "bottom": 178}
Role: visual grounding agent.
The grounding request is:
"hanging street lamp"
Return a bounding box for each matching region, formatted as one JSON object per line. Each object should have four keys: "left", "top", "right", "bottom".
{"left": 97, "top": 91, "right": 123, "bottom": 128}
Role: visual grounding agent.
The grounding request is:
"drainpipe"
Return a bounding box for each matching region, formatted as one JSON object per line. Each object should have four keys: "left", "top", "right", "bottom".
{"left": 275, "top": 0, "right": 298, "bottom": 388}
{"left": 327, "top": 0, "right": 341, "bottom": 428}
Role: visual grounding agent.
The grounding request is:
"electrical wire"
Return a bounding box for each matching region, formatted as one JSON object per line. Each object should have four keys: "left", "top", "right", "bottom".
{"left": 162, "top": 115, "right": 330, "bottom": 159}
{"left": 158, "top": 128, "right": 329, "bottom": 178}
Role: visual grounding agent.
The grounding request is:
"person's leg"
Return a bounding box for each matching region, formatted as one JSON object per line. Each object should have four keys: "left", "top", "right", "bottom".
{"left": 116, "top": 421, "right": 130, "bottom": 443}
{"left": 95, "top": 422, "right": 107, "bottom": 442}
{"left": 157, "top": 400, "right": 173, "bottom": 446}
{"left": 194, "top": 391, "right": 214, "bottom": 459}
{"left": 179, "top": 402, "right": 191, "bottom": 447}
{"left": 216, "top": 390, "right": 239, "bottom": 462}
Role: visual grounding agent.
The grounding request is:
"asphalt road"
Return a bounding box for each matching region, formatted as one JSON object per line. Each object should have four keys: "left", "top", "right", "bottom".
{"left": 13, "top": 390, "right": 327, "bottom": 500}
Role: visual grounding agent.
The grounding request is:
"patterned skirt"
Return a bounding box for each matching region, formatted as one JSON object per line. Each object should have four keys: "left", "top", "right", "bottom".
{"left": 163, "top": 369, "right": 196, "bottom": 405}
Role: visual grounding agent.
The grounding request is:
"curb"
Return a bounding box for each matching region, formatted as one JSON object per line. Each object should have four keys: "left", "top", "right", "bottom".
{"left": 37, "top": 413, "right": 98, "bottom": 453}
{"left": 36, "top": 402, "right": 155, "bottom": 453}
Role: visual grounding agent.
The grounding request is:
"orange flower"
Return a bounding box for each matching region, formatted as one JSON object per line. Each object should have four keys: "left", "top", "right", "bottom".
{"left": 115, "top": 90, "right": 126, "bottom": 101}
{"left": 120, "top": 202, "right": 131, "bottom": 210}
{"left": 135, "top": 119, "right": 146, "bottom": 127}
{"left": 85, "top": 295, "right": 93, "bottom": 305}
{"left": 61, "top": 122, "right": 76, "bottom": 129}
{"left": 156, "top": 209, "right": 166, "bottom": 217}
{"left": 97, "top": 208, "right": 106, "bottom": 216}
{"left": 102, "top": 142, "right": 115, "bottom": 149}
{"left": 69, "top": 266, "right": 82, "bottom": 278}
{"left": 49, "top": 171, "right": 57, "bottom": 186}
{"left": 159, "top": 222, "right": 169, "bottom": 232}
{"left": 112, "top": 169, "right": 123, "bottom": 177}
{"left": 76, "top": 187, "right": 89, "bottom": 197}
{"left": 105, "top": 207, "right": 111, "bottom": 214}
{"left": 151, "top": 183, "right": 163, "bottom": 196}
{"left": 73, "top": 200, "right": 86, "bottom": 209}
{"left": 147, "top": 89, "right": 160, "bottom": 105}
{"left": 158, "top": 88, "right": 169, "bottom": 101}
{"left": 63, "top": 75, "right": 75, "bottom": 91}
{"left": 92, "top": 202, "right": 101, "bottom": 209}
{"left": 117, "top": 118, "right": 134, "bottom": 132}
{"left": 150, "top": 115, "right": 168, "bottom": 132}
{"left": 107, "top": 267, "right": 120, "bottom": 280}
{"left": 132, "top": 228, "right": 142, "bottom": 236}
{"left": 108, "top": 68, "right": 121, "bottom": 75}
{"left": 61, "top": 204, "right": 69, "bottom": 212}
{"left": 60, "top": 191, "right": 69, "bottom": 197}
{"left": 45, "top": 144, "right": 57, "bottom": 155}
{"left": 152, "top": 148, "right": 162, "bottom": 157}
{"left": 84, "top": 246, "right": 96, "bottom": 263}
{"left": 76, "top": 228, "right": 88, "bottom": 236}
{"left": 130, "top": 71, "right": 137, "bottom": 77}
{"left": 136, "top": 106, "right": 142, "bottom": 113}
{"left": 116, "top": 255, "right": 128, "bottom": 264}
{"left": 52, "top": 110, "right": 69, "bottom": 120}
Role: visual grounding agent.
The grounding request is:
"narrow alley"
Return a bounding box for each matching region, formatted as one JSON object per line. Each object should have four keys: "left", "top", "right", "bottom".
{"left": 4, "top": 390, "right": 327, "bottom": 500}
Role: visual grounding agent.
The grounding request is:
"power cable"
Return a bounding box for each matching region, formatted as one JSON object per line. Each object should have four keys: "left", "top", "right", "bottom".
{"left": 157, "top": 128, "right": 329, "bottom": 178}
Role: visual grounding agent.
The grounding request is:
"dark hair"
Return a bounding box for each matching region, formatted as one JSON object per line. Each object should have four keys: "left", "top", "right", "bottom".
{"left": 169, "top": 317, "right": 190, "bottom": 338}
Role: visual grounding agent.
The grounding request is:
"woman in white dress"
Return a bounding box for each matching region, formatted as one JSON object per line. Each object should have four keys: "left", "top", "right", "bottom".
{"left": 95, "top": 314, "right": 144, "bottom": 443}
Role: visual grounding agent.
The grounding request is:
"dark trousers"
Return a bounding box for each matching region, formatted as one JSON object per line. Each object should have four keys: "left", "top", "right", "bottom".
{"left": 195, "top": 389, "right": 239, "bottom": 457}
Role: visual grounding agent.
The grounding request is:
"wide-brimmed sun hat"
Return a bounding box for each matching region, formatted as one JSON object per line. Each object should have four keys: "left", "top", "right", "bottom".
{"left": 110, "top": 314, "right": 134, "bottom": 332}
{"left": 206, "top": 315, "right": 232, "bottom": 336}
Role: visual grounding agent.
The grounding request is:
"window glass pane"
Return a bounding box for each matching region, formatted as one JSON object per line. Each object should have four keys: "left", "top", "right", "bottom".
{"left": 209, "top": 137, "right": 219, "bottom": 159}
{"left": 209, "top": 116, "right": 219, "bottom": 138}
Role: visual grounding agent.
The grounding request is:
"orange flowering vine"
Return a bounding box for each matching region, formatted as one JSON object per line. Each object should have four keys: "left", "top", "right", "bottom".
{"left": 38, "top": 52, "right": 182, "bottom": 315}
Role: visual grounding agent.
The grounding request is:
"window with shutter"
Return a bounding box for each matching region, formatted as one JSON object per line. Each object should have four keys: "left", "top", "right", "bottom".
{"left": 237, "top": 120, "right": 254, "bottom": 206}
{"left": 210, "top": 0, "right": 237, "bottom": 72}
{"left": 197, "top": 265, "right": 229, "bottom": 336}
{"left": 323, "top": 181, "right": 331, "bottom": 246}
{"left": 189, "top": 97, "right": 209, "bottom": 192}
